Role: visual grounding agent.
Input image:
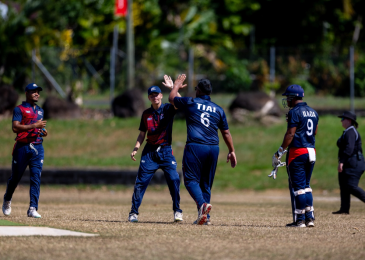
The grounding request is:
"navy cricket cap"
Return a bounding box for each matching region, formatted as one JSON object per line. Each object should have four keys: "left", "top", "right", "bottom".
{"left": 25, "top": 83, "right": 43, "bottom": 92}
{"left": 148, "top": 86, "right": 161, "bottom": 95}
{"left": 282, "top": 84, "right": 304, "bottom": 97}
{"left": 196, "top": 79, "right": 212, "bottom": 95}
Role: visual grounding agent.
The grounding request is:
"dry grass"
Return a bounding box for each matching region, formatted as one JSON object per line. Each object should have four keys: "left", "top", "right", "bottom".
{"left": 0, "top": 186, "right": 365, "bottom": 260}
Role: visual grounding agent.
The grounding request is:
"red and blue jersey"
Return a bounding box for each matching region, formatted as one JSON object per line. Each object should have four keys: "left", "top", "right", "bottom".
{"left": 12, "top": 102, "right": 44, "bottom": 144}
{"left": 139, "top": 103, "right": 176, "bottom": 146}
{"left": 287, "top": 102, "right": 319, "bottom": 149}
{"left": 173, "top": 95, "right": 229, "bottom": 145}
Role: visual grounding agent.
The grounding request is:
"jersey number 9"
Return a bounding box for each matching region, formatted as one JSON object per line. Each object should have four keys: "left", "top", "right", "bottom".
{"left": 306, "top": 119, "right": 313, "bottom": 136}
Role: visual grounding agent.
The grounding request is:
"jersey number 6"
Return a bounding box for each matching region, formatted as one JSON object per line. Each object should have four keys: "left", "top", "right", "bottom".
{"left": 201, "top": 112, "right": 210, "bottom": 127}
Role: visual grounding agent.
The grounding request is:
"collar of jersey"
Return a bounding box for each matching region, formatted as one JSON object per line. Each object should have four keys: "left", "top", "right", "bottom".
{"left": 196, "top": 95, "right": 211, "bottom": 101}
{"left": 22, "top": 101, "right": 38, "bottom": 108}
{"left": 150, "top": 103, "right": 164, "bottom": 114}
{"left": 293, "top": 102, "right": 307, "bottom": 108}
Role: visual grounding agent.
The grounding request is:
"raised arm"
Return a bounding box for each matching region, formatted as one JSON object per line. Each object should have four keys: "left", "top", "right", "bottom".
{"left": 131, "top": 131, "right": 146, "bottom": 161}
{"left": 220, "top": 129, "right": 237, "bottom": 168}
{"left": 162, "top": 75, "right": 181, "bottom": 98}
{"left": 168, "top": 74, "right": 187, "bottom": 106}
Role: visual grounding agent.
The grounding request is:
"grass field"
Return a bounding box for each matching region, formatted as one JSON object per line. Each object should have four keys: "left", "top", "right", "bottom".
{"left": 0, "top": 186, "right": 364, "bottom": 260}
{"left": 0, "top": 219, "right": 24, "bottom": 226}
{"left": 1, "top": 115, "right": 365, "bottom": 190}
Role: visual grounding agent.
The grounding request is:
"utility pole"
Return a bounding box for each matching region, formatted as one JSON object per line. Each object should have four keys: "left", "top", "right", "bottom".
{"left": 32, "top": 49, "right": 36, "bottom": 82}
{"left": 269, "top": 46, "right": 275, "bottom": 97}
{"left": 269, "top": 46, "right": 275, "bottom": 83}
{"left": 127, "top": 0, "right": 134, "bottom": 89}
{"left": 110, "top": 25, "right": 118, "bottom": 104}
{"left": 350, "top": 45, "right": 355, "bottom": 113}
{"left": 188, "top": 47, "right": 194, "bottom": 95}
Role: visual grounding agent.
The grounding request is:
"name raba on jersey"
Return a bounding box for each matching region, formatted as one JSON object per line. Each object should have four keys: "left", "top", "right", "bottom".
{"left": 302, "top": 111, "right": 316, "bottom": 118}
{"left": 197, "top": 103, "right": 216, "bottom": 113}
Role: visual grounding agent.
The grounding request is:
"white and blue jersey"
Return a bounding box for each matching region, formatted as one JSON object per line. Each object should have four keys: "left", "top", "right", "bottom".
{"left": 173, "top": 95, "right": 229, "bottom": 145}
{"left": 287, "top": 102, "right": 319, "bottom": 148}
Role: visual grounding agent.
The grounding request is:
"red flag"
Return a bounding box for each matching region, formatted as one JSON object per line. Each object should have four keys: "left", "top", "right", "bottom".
{"left": 115, "top": 0, "right": 127, "bottom": 16}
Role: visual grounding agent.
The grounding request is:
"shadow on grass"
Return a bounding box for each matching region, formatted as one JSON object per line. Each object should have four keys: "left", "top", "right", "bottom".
{"left": 75, "top": 218, "right": 283, "bottom": 227}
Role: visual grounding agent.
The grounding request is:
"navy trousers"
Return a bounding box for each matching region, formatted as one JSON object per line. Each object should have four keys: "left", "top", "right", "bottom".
{"left": 130, "top": 144, "right": 181, "bottom": 215}
{"left": 4, "top": 143, "right": 44, "bottom": 210}
{"left": 183, "top": 143, "right": 219, "bottom": 214}
{"left": 287, "top": 152, "right": 315, "bottom": 222}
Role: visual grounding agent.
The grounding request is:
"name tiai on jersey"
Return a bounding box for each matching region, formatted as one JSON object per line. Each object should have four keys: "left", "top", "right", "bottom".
{"left": 196, "top": 103, "right": 216, "bottom": 113}
{"left": 302, "top": 111, "right": 316, "bottom": 118}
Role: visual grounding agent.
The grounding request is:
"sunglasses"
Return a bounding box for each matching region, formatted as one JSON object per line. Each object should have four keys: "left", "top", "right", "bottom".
{"left": 341, "top": 117, "right": 346, "bottom": 121}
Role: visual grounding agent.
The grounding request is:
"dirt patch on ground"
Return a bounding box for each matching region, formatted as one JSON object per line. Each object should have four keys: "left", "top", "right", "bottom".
{"left": 0, "top": 186, "right": 364, "bottom": 260}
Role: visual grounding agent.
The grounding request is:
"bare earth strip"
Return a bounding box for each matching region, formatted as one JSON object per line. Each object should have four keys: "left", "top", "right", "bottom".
{"left": 0, "top": 186, "right": 364, "bottom": 260}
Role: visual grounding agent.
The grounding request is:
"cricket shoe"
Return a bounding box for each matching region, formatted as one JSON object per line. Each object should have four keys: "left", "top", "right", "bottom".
{"left": 193, "top": 218, "right": 211, "bottom": 225}
{"left": 174, "top": 211, "right": 183, "bottom": 222}
{"left": 128, "top": 213, "right": 138, "bottom": 222}
{"left": 195, "top": 203, "right": 212, "bottom": 225}
{"left": 285, "top": 220, "right": 306, "bottom": 228}
{"left": 2, "top": 200, "right": 11, "bottom": 216}
{"left": 27, "top": 207, "right": 41, "bottom": 218}
{"left": 305, "top": 219, "right": 315, "bottom": 228}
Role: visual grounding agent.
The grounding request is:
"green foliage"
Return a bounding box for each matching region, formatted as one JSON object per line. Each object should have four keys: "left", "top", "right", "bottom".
{"left": 218, "top": 49, "right": 251, "bottom": 92}
{"left": 1, "top": 0, "right": 365, "bottom": 95}
{"left": 355, "top": 54, "right": 365, "bottom": 97}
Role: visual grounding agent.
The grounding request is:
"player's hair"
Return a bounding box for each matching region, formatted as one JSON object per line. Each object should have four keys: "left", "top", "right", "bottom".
{"left": 351, "top": 120, "right": 359, "bottom": 129}
{"left": 196, "top": 79, "right": 212, "bottom": 95}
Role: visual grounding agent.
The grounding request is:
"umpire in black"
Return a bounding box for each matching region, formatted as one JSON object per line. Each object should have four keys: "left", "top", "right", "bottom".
{"left": 333, "top": 111, "right": 365, "bottom": 214}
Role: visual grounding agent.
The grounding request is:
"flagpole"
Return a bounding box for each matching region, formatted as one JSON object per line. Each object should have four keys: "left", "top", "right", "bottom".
{"left": 127, "top": 0, "right": 134, "bottom": 89}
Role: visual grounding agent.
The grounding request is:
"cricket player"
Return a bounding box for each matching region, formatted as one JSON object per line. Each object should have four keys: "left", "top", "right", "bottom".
{"left": 128, "top": 76, "right": 183, "bottom": 223}
{"left": 2, "top": 83, "right": 47, "bottom": 218}
{"left": 272, "top": 84, "right": 318, "bottom": 227}
{"left": 169, "top": 74, "right": 237, "bottom": 225}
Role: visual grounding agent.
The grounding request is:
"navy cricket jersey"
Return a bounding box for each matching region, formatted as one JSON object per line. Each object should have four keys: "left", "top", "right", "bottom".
{"left": 139, "top": 103, "right": 176, "bottom": 146}
{"left": 287, "top": 102, "right": 319, "bottom": 148}
{"left": 13, "top": 102, "right": 44, "bottom": 144}
{"left": 174, "top": 95, "right": 229, "bottom": 145}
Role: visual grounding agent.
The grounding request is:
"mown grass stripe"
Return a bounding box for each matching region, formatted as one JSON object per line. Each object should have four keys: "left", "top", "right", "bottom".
{"left": 0, "top": 219, "right": 26, "bottom": 226}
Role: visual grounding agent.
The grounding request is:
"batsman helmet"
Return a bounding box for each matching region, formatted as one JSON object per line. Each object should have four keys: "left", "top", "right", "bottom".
{"left": 282, "top": 84, "right": 304, "bottom": 108}
{"left": 282, "top": 84, "right": 304, "bottom": 97}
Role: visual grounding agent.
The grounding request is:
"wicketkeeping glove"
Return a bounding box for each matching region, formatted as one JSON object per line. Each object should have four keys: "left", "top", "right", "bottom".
{"left": 272, "top": 147, "right": 287, "bottom": 168}
{"left": 268, "top": 159, "right": 286, "bottom": 180}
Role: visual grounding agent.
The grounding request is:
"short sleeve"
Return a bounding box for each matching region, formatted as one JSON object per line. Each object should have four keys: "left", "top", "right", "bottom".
{"left": 165, "top": 103, "right": 177, "bottom": 114}
{"left": 173, "top": 97, "right": 190, "bottom": 110}
{"left": 218, "top": 110, "right": 229, "bottom": 130}
{"left": 287, "top": 110, "right": 299, "bottom": 128}
{"left": 12, "top": 107, "right": 22, "bottom": 122}
{"left": 138, "top": 114, "right": 147, "bottom": 132}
